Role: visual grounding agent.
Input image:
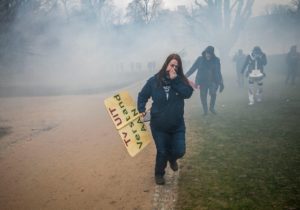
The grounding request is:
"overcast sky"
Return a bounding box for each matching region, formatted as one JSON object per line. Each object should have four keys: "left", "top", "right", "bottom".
{"left": 114, "top": 0, "right": 291, "bottom": 16}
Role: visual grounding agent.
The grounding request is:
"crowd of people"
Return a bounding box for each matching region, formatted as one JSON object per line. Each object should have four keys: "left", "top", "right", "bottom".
{"left": 137, "top": 44, "right": 299, "bottom": 185}
{"left": 232, "top": 45, "right": 299, "bottom": 105}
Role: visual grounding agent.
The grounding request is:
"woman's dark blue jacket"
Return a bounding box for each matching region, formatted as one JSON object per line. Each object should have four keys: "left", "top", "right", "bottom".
{"left": 137, "top": 74, "right": 193, "bottom": 131}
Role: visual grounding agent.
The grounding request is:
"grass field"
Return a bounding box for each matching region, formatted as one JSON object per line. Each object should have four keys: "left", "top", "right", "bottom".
{"left": 177, "top": 75, "right": 300, "bottom": 210}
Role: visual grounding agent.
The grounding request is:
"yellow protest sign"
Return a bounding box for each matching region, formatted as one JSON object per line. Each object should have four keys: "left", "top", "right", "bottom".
{"left": 104, "top": 91, "right": 152, "bottom": 157}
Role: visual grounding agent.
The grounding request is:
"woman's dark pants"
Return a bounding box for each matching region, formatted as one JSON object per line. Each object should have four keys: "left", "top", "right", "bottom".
{"left": 200, "top": 83, "right": 218, "bottom": 113}
{"left": 150, "top": 122, "right": 186, "bottom": 176}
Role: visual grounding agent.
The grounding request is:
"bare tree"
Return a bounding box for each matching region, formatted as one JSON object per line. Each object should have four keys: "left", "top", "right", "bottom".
{"left": 60, "top": 0, "right": 69, "bottom": 20}
{"left": 126, "top": 0, "right": 144, "bottom": 24}
{"left": 265, "top": 4, "right": 290, "bottom": 16}
{"left": 0, "top": 0, "right": 71, "bottom": 66}
{"left": 264, "top": 0, "right": 300, "bottom": 27}
{"left": 263, "top": 0, "right": 300, "bottom": 44}
{"left": 99, "top": 1, "right": 118, "bottom": 27}
{"left": 80, "top": 0, "right": 117, "bottom": 27}
{"left": 126, "top": 0, "right": 162, "bottom": 25}
{"left": 0, "top": 0, "right": 62, "bottom": 20}
{"left": 143, "top": 0, "right": 161, "bottom": 24}
{"left": 0, "top": 0, "right": 25, "bottom": 22}
{"left": 80, "top": 0, "right": 105, "bottom": 20}
{"left": 192, "top": 0, "right": 255, "bottom": 59}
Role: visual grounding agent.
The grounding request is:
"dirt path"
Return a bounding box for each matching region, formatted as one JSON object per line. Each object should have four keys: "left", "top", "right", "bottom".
{"left": 0, "top": 91, "right": 161, "bottom": 210}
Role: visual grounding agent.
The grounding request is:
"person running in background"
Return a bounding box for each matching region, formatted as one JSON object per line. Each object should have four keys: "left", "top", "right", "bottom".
{"left": 286, "top": 45, "right": 300, "bottom": 86}
{"left": 241, "top": 46, "right": 267, "bottom": 106}
{"left": 233, "top": 49, "right": 246, "bottom": 88}
{"left": 138, "top": 54, "right": 193, "bottom": 185}
{"left": 185, "top": 46, "right": 224, "bottom": 115}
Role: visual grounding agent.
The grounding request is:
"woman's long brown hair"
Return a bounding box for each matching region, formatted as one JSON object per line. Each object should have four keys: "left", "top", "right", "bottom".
{"left": 156, "top": 53, "right": 190, "bottom": 86}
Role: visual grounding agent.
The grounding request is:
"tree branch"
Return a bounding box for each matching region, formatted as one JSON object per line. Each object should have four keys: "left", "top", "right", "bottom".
{"left": 195, "top": 0, "right": 203, "bottom": 8}
{"left": 230, "top": 0, "right": 239, "bottom": 12}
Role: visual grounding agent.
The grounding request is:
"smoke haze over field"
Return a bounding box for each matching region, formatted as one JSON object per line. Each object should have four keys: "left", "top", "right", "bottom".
{"left": 0, "top": 0, "right": 299, "bottom": 96}
{"left": 0, "top": 3, "right": 300, "bottom": 208}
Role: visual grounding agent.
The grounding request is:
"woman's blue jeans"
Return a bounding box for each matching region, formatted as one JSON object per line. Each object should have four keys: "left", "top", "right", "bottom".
{"left": 150, "top": 122, "right": 186, "bottom": 176}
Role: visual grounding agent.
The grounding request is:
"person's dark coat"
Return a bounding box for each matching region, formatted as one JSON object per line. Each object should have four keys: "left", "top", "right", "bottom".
{"left": 286, "top": 49, "right": 300, "bottom": 71}
{"left": 185, "top": 47, "right": 223, "bottom": 86}
{"left": 241, "top": 48, "right": 267, "bottom": 75}
{"left": 137, "top": 74, "right": 193, "bottom": 131}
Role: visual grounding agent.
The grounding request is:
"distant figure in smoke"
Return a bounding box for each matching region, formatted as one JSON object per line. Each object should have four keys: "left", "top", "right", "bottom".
{"left": 241, "top": 46, "right": 267, "bottom": 105}
{"left": 285, "top": 45, "right": 300, "bottom": 86}
{"left": 147, "top": 61, "right": 156, "bottom": 72}
{"left": 185, "top": 46, "right": 224, "bottom": 115}
{"left": 233, "top": 49, "right": 246, "bottom": 87}
{"left": 138, "top": 54, "right": 193, "bottom": 185}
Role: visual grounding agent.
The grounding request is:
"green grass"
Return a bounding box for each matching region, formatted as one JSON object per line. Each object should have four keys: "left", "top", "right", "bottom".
{"left": 177, "top": 79, "right": 300, "bottom": 210}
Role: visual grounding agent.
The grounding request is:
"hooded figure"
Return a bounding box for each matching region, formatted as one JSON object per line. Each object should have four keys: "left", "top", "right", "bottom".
{"left": 241, "top": 46, "right": 267, "bottom": 105}
{"left": 185, "top": 46, "right": 224, "bottom": 115}
{"left": 242, "top": 46, "right": 267, "bottom": 76}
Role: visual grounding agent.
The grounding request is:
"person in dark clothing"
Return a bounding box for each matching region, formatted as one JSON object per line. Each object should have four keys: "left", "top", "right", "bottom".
{"left": 233, "top": 49, "right": 246, "bottom": 87}
{"left": 185, "top": 46, "right": 224, "bottom": 115}
{"left": 241, "top": 46, "right": 267, "bottom": 105}
{"left": 138, "top": 54, "right": 193, "bottom": 185}
{"left": 286, "top": 45, "right": 300, "bottom": 86}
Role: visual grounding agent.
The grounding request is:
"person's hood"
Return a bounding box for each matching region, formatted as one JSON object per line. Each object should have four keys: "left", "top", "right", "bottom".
{"left": 202, "top": 46, "right": 216, "bottom": 58}
{"left": 252, "top": 46, "right": 262, "bottom": 55}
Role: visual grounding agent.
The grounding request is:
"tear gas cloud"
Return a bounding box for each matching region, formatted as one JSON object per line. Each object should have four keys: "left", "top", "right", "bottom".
{"left": 0, "top": 0, "right": 298, "bottom": 96}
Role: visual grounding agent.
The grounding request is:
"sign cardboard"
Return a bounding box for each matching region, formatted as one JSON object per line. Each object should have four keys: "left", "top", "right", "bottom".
{"left": 104, "top": 91, "right": 152, "bottom": 157}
